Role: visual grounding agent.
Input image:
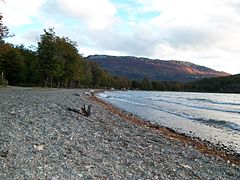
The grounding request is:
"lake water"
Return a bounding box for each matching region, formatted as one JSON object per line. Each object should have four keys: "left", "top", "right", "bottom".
{"left": 97, "top": 91, "right": 240, "bottom": 153}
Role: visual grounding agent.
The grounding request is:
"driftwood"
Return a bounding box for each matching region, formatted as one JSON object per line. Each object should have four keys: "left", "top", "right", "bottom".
{"left": 67, "top": 107, "right": 81, "bottom": 114}
{"left": 81, "top": 103, "right": 92, "bottom": 117}
{"left": 67, "top": 103, "right": 92, "bottom": 117}
{"left": 74, "top": 93, "right": 80, "bottom": 97}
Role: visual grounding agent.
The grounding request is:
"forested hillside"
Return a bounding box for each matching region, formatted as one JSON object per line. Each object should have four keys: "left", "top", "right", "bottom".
{"left": 185, "top": 74, "right": 240, "bottom": 93}
{"left": 0, "top": 29, "right": 131, "bottom": 88}
{"left": 88, "top": 55, "right": 229, "bottom": 82}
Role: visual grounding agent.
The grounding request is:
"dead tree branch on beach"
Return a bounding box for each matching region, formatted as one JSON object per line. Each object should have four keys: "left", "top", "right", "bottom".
{"left": 67, "top": 104, "right": 92, "bottom": 117}
{"left": 67, "top": 107, "right": 80, "bottom": 114}
{"left": 81, "top": 103, "right": 92, "bottom": 117}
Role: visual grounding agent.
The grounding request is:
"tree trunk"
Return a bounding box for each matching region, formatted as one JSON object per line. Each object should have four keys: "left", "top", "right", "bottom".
{"left": 57, "top": 79, "right": 60, "bottom": 88}
{"left": 44, "top": 76, "right": 48, "bottom": 87}
{"left": 73, "top": 81, "right": 76, "bottom": 88}
{"left": 50, "top": 76, "right": 53, "bottom": 87}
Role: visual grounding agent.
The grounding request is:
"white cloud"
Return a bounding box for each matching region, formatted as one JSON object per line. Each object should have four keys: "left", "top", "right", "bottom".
{"left": 1, "top": 0, "right": 47, "bottom": 26}
{"left": 2, "top": 0, "right": 240, "bottom": 74}
{"left": 68, "top": 0, "right": 240, "bottom": 74}
{"left": 57, "top": 0, "right": 118, "bottom": 30}
{"left": 21, "top": 30, "right": 41, "bottom": 44}
{"left": 123, "top": 0, "right": 240, "bottom": 74}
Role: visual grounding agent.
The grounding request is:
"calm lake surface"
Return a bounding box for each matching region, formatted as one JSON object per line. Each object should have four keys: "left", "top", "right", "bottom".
{"left": 98, "top": 91, "right": 240, "bottom": 153}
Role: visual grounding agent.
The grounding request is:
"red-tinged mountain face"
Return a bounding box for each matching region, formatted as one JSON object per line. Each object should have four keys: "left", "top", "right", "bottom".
{"left": 169, "top": 61, "right": 229, "bottom": 76}
{"left": 87, "top": 55, "right": 230, "bottom": 82}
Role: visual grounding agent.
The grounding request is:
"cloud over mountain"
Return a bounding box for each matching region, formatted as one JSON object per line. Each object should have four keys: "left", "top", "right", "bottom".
{"left": 1, "top": 0, "right": 240, "bottom": 74}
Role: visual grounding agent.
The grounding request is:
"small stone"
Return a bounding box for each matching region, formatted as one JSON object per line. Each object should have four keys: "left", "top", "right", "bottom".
{"left": 179, "top": 163, "right": 192, "bottom": 170}
{"left": 0, "top": 150, "right": 8, "bottom": 158}
{"left": 34, "top": 144, "right": 45, "bottom": 151}
{"left": 78, "top": 174, "right": 83, "bottom": 178}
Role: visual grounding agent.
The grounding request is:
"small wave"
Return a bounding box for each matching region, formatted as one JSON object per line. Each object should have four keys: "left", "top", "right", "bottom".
{"left": 227, "top": 123, "right": 240, "bottom": 131}
{"left": 109, "top": 97, "right": 146, "bottom": 106}
{"left": 140, "top": 97, "right": 240, "bottom": 114}
{"left": 97, "top": 93, "right": 109, "bottom": 98}
{"left": 186, "top": 98, "right": 240, "bottom": 106}
{"left": 103, "top": 95, "right": 240, "bottom": 132}
{"left": 193, "top": 118, "right": 240, "bottom": 132}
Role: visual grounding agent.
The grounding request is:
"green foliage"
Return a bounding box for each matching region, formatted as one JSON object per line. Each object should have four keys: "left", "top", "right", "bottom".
{"left": 81, "top": 61, "right": 92, "bottom": 86}
{"left": 186, "top": 74, "right": 240, "bottom": 93}
{"left": 0, "top": 43, "right": 26, "bottom": 85}
{"left": 0, "top": 29, "right": 120, "bottom": 88}
{"left": 38, "top": 29, "right": 57, "bottom": 87}
{"left": 37, "top": 29, "right": 85, "bottom": 87}
{"left": 114, "top": 77, "right": 130, "bottom": 89}
{"left": 15, "top": 45, "right": 40, "bottom": 86}
{"left": 90, "top": 61, "right": 114, "bottom": 88}
{"left": 141, "top": 77, "right": 152, "bottom": 90}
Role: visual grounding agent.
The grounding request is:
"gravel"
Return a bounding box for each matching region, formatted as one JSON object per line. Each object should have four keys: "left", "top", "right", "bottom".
{"left": 0, "top": 87, "right": 239, "bottom": 179}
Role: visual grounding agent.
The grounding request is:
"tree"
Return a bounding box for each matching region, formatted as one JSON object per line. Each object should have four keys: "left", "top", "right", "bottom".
{"left": 82, "top": 61, "right": 92, "bottom": 87}
{"left": 0, "top": 14, "right": 8, "bottom": 43}
{"left": 0, "top": 1, "right": 14, "bottom": 43}
{"left": 90, "top": 61, "right": 103, "bottom": 88}
{"left": 152, "top": 81, "right": 164, "bottom": 90}
{"left": 38, "top": 29, "right": 87, "bottom": 88}
{"left": 115, "top": 76, "right": 131, "bottom": 89}
{"left": 60, "top": 37, "right": 84, "bottom": 88}
{"left": 15, "top": 45, "right": 40, "bottom": 85}
{"left": 0, "top": 44, "right": 26, "bottom": 85}
{"left": 37, "top": 29, "right": 58, "bottom": 87}
{"left": 132, "top": 80, "right": 141, "bottom": 89}
{"left": 141, "top": 77, "right": 152, "bottom": 90}
{"left": 0, "top": 1, "right": 13, "bottom": 85}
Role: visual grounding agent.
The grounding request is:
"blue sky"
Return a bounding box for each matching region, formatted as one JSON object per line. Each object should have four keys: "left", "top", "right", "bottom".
{"left": 1, "top": 0, "right": 240, "bottom": 74}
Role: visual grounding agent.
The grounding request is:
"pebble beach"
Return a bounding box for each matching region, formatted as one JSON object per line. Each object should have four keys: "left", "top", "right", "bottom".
{"left": 0, "top": 87, "right": 240, "bottom": 179}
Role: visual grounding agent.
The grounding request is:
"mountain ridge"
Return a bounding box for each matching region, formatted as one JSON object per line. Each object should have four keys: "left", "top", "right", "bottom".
{"left": 87, "top": 55, "right": 230, "bottom": 82}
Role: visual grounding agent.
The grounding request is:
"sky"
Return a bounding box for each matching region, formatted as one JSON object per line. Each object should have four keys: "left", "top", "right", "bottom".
{"left": 1, "top": 0, "right": 240, "bottom": 74}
